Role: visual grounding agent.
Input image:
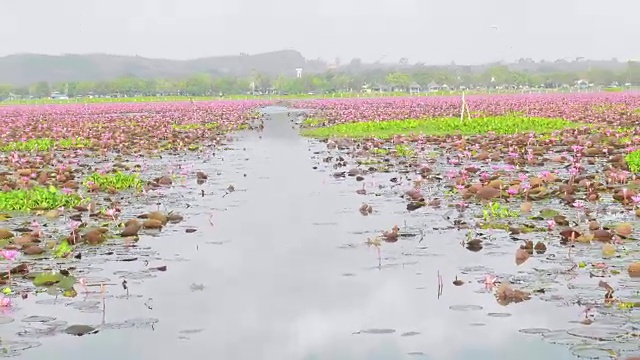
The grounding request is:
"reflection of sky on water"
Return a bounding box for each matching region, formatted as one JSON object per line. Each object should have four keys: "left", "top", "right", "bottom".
{"left": 17, "top": 110, "right": 579, "bottom": 360}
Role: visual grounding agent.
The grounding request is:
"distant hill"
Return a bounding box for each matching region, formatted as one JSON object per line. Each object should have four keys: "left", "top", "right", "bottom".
{"left": 0, "top": 50, "right": 328, "bottom": 86}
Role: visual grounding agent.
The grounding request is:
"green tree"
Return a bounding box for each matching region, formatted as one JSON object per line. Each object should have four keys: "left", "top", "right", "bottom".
{"left": 385, "top": 72, "right": 411, "bottom": 89}
{"left": 30, "top": 81, "right": 50, "bottom": 98}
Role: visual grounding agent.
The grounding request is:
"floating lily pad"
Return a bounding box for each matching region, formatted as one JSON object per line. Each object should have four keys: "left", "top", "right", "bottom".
{"left": 32, "top": 273, "right": 64, "bottom": 287}
{"left": 570, "top": 344, "right": 616, "bottom": 359}
{"left": 566, "top": 327, "right": 627, "bottom": 341}
{"left": 64, "top": 324, "right": 98, "bottom": 336}
{"left": 22, "top": 316, "right": 56, "bottom": 323}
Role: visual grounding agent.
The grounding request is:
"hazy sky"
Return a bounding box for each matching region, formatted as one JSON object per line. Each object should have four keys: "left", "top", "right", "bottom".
{"left": 1, "top": 0, "right": 637, "bottom": 64}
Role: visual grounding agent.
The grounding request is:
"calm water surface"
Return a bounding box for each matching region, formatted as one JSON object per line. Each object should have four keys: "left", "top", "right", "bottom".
{"left": 16, "top": 107, "right": 581, "bottom": 360}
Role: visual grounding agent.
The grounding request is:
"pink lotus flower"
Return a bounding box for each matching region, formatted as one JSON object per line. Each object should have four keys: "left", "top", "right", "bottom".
{"left": 0, "top": 297, "right": 11, "bottom": 307}
{"left": 1, "top": 250, "right": 19, "bottom": 262}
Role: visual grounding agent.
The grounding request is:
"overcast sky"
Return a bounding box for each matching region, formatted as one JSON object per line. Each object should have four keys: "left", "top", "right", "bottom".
{"left": 1, "top": 0, "right": 637, "bottom": 64}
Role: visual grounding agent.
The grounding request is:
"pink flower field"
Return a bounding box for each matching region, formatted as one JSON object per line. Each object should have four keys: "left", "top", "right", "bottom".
{"left": 293, "top": 93, "right": 640, "bottom": 125}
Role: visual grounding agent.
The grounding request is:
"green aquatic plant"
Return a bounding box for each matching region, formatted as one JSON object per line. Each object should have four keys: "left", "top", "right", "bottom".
{"left": 301, "top": 118, "right": 326, "bottom": 127}
{"left": 0, "top": 186, "right": 82, "bottom": 211}
{"left": 54, "top": 240, "right": 73, "bottom": 258}
{"left": 394, "top": 144, "right": 414, "bottom": 157}
{"left": 482, "top": 201, "right": 519, "bottom": 221}
{"left": 625, "top": 150, "right": 640, "bottom": 173}
{"left": 371, "top": 148, "right": 390, "bottom": 156}
{"left": 84, "top": 171, "right": 143, "bottom": 191}
{"left": 301, "top": 115, "right": 586, "bottom": 139}
{"left": 0, "top": 137, "right": 92, "bottom": 152}
{"left": 171, "top": 122, "right": 219, "bottom": 131}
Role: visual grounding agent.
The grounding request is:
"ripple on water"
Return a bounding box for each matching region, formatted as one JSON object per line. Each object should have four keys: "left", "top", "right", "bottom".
{"left": 0, "top": 316, "right": 14, "bottom": 325}
{"left": 449, "top": 304, "right": 483, "bottom": 311}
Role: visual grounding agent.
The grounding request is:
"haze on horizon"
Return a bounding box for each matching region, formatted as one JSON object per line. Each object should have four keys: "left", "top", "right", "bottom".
{"left": 1, "top": 0, "right": 637, "bottom": 65}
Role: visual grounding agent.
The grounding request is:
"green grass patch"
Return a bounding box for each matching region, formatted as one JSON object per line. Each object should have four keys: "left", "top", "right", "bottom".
{"left": 626, "top": 150, "right": 640, "bottom": 173}
{"left": 0, "top": 138, "right": 92, "bottom": 152}
{"left": 84, "top": 171, "right": 143, "bottom": 191}
{"left": 0, "top": 185, "right": 82, "bottom": 211}
{"left": 300, "top": 115, "right": 585, "bottom": 139}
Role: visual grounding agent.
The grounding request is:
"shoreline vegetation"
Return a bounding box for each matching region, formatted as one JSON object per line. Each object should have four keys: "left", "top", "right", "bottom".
{"left": 0, "top": 87, "right": 630, "bottom": 106}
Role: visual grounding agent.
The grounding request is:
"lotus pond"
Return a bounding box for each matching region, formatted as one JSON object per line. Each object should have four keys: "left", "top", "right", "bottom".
{"left": 1, "top": 95, "right": 640, "bottom": 360}
{"left": 295, "top": 93, "right": 640, "bottom": 359}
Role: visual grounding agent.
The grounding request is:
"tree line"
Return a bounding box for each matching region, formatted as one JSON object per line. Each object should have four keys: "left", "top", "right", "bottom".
{"left": 2, "top": 61, "right": 640, "bottom": 99}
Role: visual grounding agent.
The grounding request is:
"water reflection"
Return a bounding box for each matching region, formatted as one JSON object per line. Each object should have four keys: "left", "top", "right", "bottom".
{"left": 17, "top": 110, "right": 582, "bottom": 360}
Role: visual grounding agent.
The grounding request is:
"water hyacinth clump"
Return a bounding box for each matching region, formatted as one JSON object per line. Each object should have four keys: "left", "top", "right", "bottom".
{"left": 625, "top": 149, "right": 640, "bottom": 173}
{"left": 301, "top": 114, "right": 585, "bottom": 138}
{"left": 0, "top": 138, "right": 92, "bottom": 152}
{"left": 0, "top": 186, "right": 83, "bottom": 211}
{"left": 84, "top": 171, "right": 144, "bottom": 192}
